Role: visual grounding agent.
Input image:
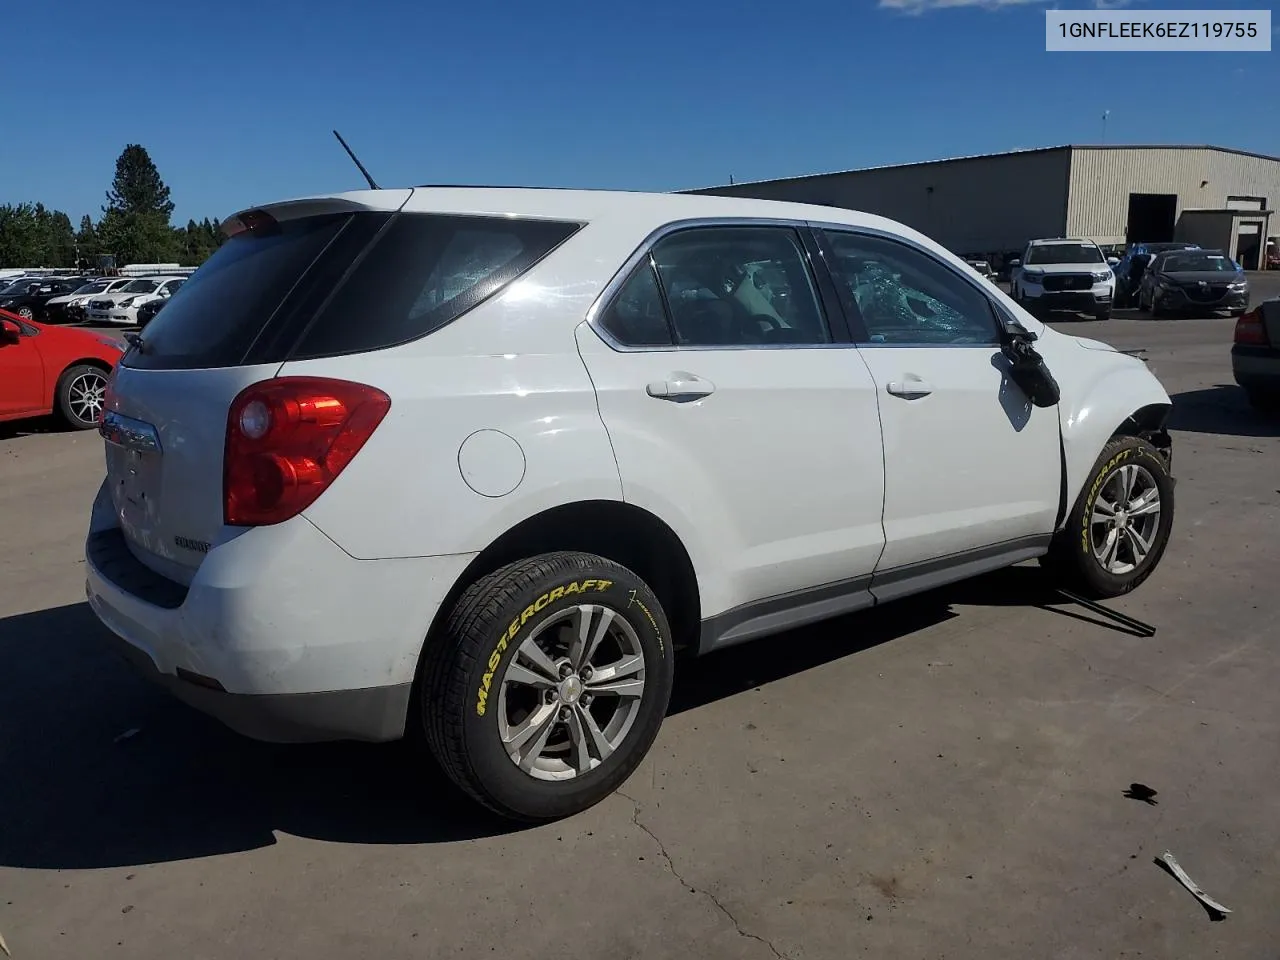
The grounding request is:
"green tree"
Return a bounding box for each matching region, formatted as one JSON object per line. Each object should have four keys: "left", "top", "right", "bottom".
{"left": 0, "top": 203, "right": 79, "bottom": 267}
{"left": 77, "top": 214, "right": 99, "bottom": 268}
{"left": 105, "top": 144, "right": 174, "bottom": 220}
{"left": 98, "top": 143, "right": 177, "bottom": 265}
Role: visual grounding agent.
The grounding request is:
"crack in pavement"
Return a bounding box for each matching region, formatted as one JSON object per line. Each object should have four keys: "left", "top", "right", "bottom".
{"left": 618, "top": 790, "right": 788, "bottom": 960}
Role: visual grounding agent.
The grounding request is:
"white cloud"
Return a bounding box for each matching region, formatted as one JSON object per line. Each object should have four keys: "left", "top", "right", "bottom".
{"left": 880, "top": 0, "right": 1136, "bottom": 11}
{"left": 878, "top": 0, "right": 1040, "bottom": 12}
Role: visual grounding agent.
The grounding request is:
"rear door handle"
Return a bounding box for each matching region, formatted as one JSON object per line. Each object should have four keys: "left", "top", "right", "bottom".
{"left": 886, "top": 379, "right": 934, "bottom": 399}
{"left": 647, "top": 374, "right": 715, "bottom": 402}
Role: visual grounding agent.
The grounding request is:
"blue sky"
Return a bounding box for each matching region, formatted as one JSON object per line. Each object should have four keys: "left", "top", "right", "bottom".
{"left": 5, "top": 0, "right": 1275, "bottom": 224}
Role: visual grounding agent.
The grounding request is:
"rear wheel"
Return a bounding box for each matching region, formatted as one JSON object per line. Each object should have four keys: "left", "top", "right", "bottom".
{"left": 1042, "top": 436, "right": 1175, "bottom": 599}
{"left": 420, "top": 552, "right": 675, "bottom": 822}
{"left": 55, "top": 363, "right": 108, "bottom": 430}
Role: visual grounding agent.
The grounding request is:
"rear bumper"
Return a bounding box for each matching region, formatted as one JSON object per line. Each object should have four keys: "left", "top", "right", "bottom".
{"left": 1231, "top": 344, "right": 1280, "bottom": 392}
{"left": 84, "top": 480, "right": 476, "bottom": 742}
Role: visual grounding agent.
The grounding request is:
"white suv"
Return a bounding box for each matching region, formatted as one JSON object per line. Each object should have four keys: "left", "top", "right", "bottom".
{"left": 86, "top": 188, "right": 1176, "bottom": 821}
{"left": 1011, "top": 238, "right": 1116, "bottom": 320}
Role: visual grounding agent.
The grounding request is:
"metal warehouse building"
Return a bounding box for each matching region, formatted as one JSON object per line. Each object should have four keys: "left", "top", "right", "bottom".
{"left": 684, "top": 145, "right": 1279, "bottom": 270}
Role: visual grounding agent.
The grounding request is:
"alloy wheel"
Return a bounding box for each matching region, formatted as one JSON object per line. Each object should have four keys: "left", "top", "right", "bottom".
{"left": 68, "top": 371, "right": 107, "bottom": 424}
{"left": 496, "top": 603, "right": 646, "bottom": 782}
{"left": 1089, "top": 463, "right": 1162, "bottom": 575}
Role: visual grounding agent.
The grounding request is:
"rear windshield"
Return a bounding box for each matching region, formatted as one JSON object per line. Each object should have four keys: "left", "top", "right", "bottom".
{"left": 126, "top": 210, "right": 580, "bottom": 370}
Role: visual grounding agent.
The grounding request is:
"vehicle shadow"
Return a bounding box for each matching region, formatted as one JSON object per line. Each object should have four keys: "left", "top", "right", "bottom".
{"left": 0, "top": 565, "right": 1077, "bottom": 870}
{"left": 0, "top": 415, "right": 67, "bottom": 441}
{"left": 1169, "top": 385, "right": 1280, "bottom": 438}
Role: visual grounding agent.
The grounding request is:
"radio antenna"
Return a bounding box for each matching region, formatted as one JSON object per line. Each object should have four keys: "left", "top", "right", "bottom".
{"left": 332, "top": 129, "right": 380, "bottom": 190}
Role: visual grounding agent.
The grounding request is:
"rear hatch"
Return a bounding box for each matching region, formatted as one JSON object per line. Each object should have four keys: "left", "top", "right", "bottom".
{"left": 102, "top": 191, "right": 412, "bottom": 584}
{"left": 101, "top": 188, "right": 583, "bottom": 584}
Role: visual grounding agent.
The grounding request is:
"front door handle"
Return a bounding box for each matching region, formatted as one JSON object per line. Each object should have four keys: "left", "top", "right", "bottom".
{"left": 646, "top": 374, "right": 716, "bottom": 402}
{"left": 886, "top": 378, "right": 934, "bottom": 399}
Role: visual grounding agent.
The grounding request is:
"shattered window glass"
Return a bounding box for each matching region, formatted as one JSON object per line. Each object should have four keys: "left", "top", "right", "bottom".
{"left": 822, "top": 231, "right": 1000, "bottom": 345}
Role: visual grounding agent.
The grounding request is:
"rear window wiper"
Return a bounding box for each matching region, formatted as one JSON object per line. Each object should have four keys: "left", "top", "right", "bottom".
{"left": 122, "top": 332, "right": 148, "bottom": 353}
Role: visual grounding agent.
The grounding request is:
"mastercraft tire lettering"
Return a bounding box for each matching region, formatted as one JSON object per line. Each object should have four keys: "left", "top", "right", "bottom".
{"left": 420, "top": 552, "right": 674, "bottom": 822}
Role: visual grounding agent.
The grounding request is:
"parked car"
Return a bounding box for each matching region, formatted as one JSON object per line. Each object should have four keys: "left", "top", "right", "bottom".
{"left": 1010, "top": 238, "right": 1115, "bottom": 320}
{"left": 44, "top": 277, "right": 133, "bottom": 325}
{"left": 85, "top": 188, "right": 1176, "bottom": 822}
{"left": 0, "top": 275, "right": 87, "bottom": 321}
{"left": 1265, "top": 237, "right": 1279, "bottom": 270}
{"left": 134, "top": 295, "right": 167, "bottom": 329}
{"left": 1231, "top": 298, "right": 1280, "bottom": 412}
{"left": 86, "top": 276, "right": 186, "bottom": 325}
{"left": 0, "top": 308, "right": 124, "bottom": 429}
{"left": 965, "top": 259, "right": 996, "bottom": 281}
{"left": 1112, "top": 243, "right": 1201, "bottom": 308}
{"left": 1137, "top": 248, "right": 1249, "bottom": 318}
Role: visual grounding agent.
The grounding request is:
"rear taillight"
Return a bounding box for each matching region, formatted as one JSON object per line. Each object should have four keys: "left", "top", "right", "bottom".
{"left": 223, "top": 377, "right": 390, "bottom": 526}
{"left": 1233, "top": 308, "right": 1269, "bottom": 346}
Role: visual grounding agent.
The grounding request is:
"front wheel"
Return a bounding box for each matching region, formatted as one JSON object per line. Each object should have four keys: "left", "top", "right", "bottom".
{"left": 1041, "top": 436, "right": 1175, "bottom": 598}
{"left": 420, "top": 552, "right": 675, "bottom": 822}
{"left": 1094, "top": 306, "right": 1112, "bottom": 321}
{"left": 55, "top": 363, "right": 109, "bottom": 429}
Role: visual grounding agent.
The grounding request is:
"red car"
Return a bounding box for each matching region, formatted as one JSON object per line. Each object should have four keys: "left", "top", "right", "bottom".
{"left": 1, "top": 308, "right": 125, "bottom": 430}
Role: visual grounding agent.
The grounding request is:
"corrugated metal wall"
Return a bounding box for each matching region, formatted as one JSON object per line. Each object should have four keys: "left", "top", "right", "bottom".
{"left": 1066, "top": 147, "right": 1280, "bottom": 244}
{"left": 686, "top": 149, "right": 1071, "bottom": 254}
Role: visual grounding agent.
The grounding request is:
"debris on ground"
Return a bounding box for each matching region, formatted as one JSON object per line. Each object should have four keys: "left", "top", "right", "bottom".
{"left": 1157, "top": 851, "right": 1231, "bottom": 919}
{"left": 1124, "top": 783, "right": 1158, "bottom": 805}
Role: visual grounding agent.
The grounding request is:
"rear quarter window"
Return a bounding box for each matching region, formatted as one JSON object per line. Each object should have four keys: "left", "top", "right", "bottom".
{"left": 288, "top": 213, "right": 581, "bottom": 359}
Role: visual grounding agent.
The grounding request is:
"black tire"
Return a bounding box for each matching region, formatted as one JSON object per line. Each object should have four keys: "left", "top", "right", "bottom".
{"left": 1094, "top": 307, "right": 1112, "bottom": 321}
{"left": 55, "top": 363, "right": 109, "bottom": 430}
{"left": 1041, "top": 436, "right": 1175, "bottom": 599}
{"left": 420, "top": 552, "right": 674, "bottom": 822}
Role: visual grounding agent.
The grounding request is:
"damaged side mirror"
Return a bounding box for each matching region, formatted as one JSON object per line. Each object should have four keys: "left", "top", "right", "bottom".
{"left": 999, "top": 321, "right": 1060, "bottom": 408}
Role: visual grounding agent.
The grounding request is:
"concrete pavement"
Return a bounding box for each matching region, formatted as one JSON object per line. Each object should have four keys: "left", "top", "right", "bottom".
{"left": 1, "top": 316, "right": 1277, "bottom": 959}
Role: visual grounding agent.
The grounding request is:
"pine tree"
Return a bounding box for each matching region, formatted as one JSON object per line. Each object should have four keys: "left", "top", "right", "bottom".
{"left": 98, "top": 144, "right": 177, "bottom": 265}
{"left": 104, "top": 144, "right": 175, "bottom": 219}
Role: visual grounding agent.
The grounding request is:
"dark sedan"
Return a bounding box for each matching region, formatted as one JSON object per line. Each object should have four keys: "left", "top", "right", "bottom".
{"left": 1112, "top": 242, "right": 1200, "bottom": 308}
{"left": 0, "top": 276, "right": 86, "bottom": 321}
{"left": 1232, "top": 298, "right": 1280, "bottom": 412}
{"left": 1137, "top": 249, "right": 1249, "bottom": 318}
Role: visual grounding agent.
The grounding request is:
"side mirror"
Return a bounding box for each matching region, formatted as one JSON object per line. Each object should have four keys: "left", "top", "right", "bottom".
{"left": 1107, "top": 257, "right": 1119, "bottom": 266}
{"left": 1000, "top": 324, "right": 1060, "bottom": 408}
{"left": 1008, "top": 259, "right": 1021, "bottom": 268}
{"left": 0, "top": 319, "right": 21, "bottom": 343}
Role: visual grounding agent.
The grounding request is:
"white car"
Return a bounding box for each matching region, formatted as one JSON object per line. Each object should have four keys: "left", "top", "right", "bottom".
{"left": 44, "top": 277, "right": 134, "bottom": 324}
{"left": 86, "top": 276, "right": 186, "bottom": 325}
{"left": 86, "top": 188, "right": 1176, "bottom": 822}
{"left": 1011, "top": 238, "right": 1115, "bottom": 320}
